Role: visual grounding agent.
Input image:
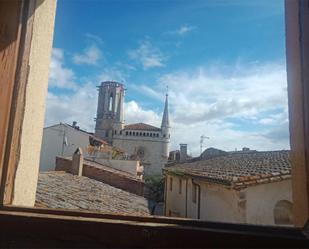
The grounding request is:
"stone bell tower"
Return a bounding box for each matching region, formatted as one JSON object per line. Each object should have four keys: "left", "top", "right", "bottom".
{"left": 95, "top": 81, "right": 124, "bottom": 144}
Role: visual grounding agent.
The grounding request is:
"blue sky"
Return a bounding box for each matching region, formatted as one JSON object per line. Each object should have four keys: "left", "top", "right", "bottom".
{"left": 46, "top": 0, "right": 289, "bottom": 155}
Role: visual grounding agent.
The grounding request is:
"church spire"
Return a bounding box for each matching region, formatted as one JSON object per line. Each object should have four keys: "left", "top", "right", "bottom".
{"left": 161, "top": 92, "right": 170, "bottom": 128}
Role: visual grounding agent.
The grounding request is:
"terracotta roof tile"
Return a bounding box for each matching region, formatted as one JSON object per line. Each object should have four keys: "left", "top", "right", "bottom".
{"left": 124, "top": 123, "right": 161, "bottom": 131}
{"left": 35, "top": 171, "right": 150, "bottom": 216}
{"left": 164, "top": 150, "right": 291, "bottom": 189}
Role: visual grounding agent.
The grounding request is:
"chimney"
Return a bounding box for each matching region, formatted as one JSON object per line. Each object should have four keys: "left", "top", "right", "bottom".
{"left": 242, "top": 147, "right": 250, "bottom": 151}
{"left": 72, "top": 121, "right": 77, "bottom": 128}
{"left": 71, "top": 147, "right": 83, "bottom": 176}
{"left": 179, "top": 144, "right": 187, "bottom": 162}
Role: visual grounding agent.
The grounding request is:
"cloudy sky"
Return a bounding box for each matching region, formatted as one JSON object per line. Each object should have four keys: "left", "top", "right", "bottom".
{"left": 46, "top": 0, "right": 288, "bottom": 156}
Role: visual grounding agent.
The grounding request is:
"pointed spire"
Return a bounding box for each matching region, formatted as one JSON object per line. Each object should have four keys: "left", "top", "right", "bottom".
{"left": 161, "top": 92, "right": 170, "bottom": 128}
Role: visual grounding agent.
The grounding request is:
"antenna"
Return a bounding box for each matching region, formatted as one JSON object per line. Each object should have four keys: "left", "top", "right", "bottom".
{"left": 200, "top": 135, "right": 210, "bottom": 155}
{"left": 166, "top": 85, "right": 169, "bottom": 96}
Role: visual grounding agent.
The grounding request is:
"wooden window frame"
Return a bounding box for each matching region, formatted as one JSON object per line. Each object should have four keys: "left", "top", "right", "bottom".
{"left": 0, "top": 0, "right": 309, "bottom": 247}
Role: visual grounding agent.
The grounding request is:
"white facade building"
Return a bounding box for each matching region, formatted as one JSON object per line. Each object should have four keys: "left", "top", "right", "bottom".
{"left": 164, "top": 150, "right": 293, "bottom": 226}
{"left": 95, "top": 81, "right": 171, "bottom": 176}
{"left": 39, "top": 123, "right": 93, "bottom": 171}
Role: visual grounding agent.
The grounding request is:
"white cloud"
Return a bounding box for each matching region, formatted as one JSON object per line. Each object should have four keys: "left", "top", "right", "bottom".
{"left": 128, "top": 41, "right": 166, "bottom": 69}
{"left": 73, "top": 44, "right": 102, "bottom": 65}
{"left": 85, "top": 33, "right": 103, "bottom": 45}
{"left": 166, "top": 25, "right": 196, "bottom": 36}
{"left": 45, "top": 88, "right": 161, "bottom": 133}
{"left": 46, "top": 53, "right": 290, "bottom": 156}
{"left": 133, "top": 62, "right": 290, "bottom": 154}
{"left": 49, "top": 48, "right": 77, "bottom": 90}
{"left": 124, "top": 101, "right": 161, "bottom": 126}
{"left": 158, "top": 63, "right": 288, "bottom": 124}
{"left": 45, "top": 82, "right": 98, "bottom": 131}
{"left": 99, "top": 68, "right": 127, "bottom": 83}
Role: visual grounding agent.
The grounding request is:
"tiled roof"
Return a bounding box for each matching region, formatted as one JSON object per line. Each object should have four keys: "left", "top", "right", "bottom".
{"left": 124, "top": 123, "right": 161, "bottom": 131}
{"left": 164, "top": 150, "right": 291, "bottom": 190}
{"left": 36, "top": 171, "right": 150, "bottom": 216}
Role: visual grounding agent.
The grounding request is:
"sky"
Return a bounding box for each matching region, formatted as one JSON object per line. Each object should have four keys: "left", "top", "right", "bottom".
{"left": 46, "top": 0, "right": 288, "bottom": 156}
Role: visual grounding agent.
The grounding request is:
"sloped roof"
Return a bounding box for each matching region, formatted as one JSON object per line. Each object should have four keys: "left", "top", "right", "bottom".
{"left": 200, "top": 147, "right": 228, "bottom": 160}
{"left": 36, "top": 171, "right": 150, "bottom": 216}
{"left": 164, "top": 150, "right": 291, "bottom": 190}
{"left": 124, "top": 123, "right": 161, "bottom": 131}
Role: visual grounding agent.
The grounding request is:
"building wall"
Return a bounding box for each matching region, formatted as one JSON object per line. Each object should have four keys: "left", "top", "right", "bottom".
{"left": 165, "top": 173, "right": 292, "bottom": 225}
{"left": 92, "top": 158, "right": 140, "bottom": 176}
{"left": 165, "top": 175, "right": 187, "bottom": 217}
{"left": 13, "top": 0, "right": 57, "bottom": 206}
{"left": 198, "top": 181, "right": 245, "bottom": 223}
{"left": 113, "top": 135, "right": 168, "bottom": 176}
{"left": 56, "top": 157, "right": 145, "bottom": 196}
{"left": 245, "top": 179, "right": 292, "bottom": 226}
{"left": 39, "top": 124, "right": 90, "bottom": 171}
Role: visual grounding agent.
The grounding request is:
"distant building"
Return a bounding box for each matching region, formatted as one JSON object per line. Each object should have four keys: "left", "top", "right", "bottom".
{"left": 169, "top": 144, "right": 191, "bottom": 163}
{"left": 39, "top": 122, "right": 105, "bottom": 171}
{"left": 94, "top": 81, "right": 171, "bottom": 176}
{"left": 39, "top": 122, "right": 143, "bottom": 178}
{"left": 164, "top": 150, "right": 293, "bottom": 226}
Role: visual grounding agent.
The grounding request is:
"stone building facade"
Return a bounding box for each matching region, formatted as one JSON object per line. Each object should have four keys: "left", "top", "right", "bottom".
{"left": 95, "top": 81, "right": 170, "bottom": 176}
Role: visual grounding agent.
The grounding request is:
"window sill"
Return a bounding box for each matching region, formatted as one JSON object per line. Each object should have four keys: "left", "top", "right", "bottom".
{"left": 0, "top": 205, "right": 307, "bottom": 248}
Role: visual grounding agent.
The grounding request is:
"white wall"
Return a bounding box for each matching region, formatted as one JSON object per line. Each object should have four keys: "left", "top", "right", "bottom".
{"left": 198, "top": 181, "right": 245, "bottom": 223}
{"left": 39, "top": 124, "right": 90, "bottom": 171}
{"left": 165, "top": 173, "right": 292, "bottom": 226}
{"left": 245, "top": 179, "right": 292, "bottom": 226}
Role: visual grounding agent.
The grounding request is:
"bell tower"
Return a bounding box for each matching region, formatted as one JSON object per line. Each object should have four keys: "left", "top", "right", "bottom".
{"left": 95, "top": 81, "right": 124, "bottom": 144}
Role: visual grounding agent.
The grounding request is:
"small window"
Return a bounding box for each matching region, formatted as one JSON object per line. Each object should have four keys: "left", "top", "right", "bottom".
{"left": 192, "top": 184, "right": 197, "bottom": 203}
{"left": 163, "top": 134, "right": 166, "bottom": 138}
{"left": 120, "top": 131, "right": 122, "bottom": 135}
{"left": 126, "top": 131, "right": 128, "bottom": 135}
{"left": 169, "top": 177, "right": 173, "bottom": 191}
{"left": 140, "top": 132, "right": 142, "bottom": 136}
{"left": 114, "top": 130, "right": 117, "bottom": 135}
{"left": 108, "top": 93, "right": 113, "bottom": 111}
{"left": 179, "top": 179, "right": 182, "bottom": 194}
{"left": 133, "top": 132, "right": 135, "bottom": 136}
{"left": 143, "top": 132, "right": 146, "bottom": 136}
{"left": 146, "top": 132, "right": 149, "bottom": 136}
{"left": 129, "top": 131, "right": 132, "bottom": 135}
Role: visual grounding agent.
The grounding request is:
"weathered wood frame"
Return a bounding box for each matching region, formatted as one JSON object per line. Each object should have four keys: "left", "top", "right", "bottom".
{"left": 0, "top": 0, "right": 309, "bottom": 247}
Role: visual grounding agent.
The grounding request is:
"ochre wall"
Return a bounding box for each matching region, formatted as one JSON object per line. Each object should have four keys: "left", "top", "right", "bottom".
{"left": 13, "top": 0, "right": 57, "bottom": 206}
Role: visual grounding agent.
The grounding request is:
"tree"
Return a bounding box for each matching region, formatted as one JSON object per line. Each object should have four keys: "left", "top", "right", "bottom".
{"left": 144, "top": 174, "right": 165, "bottom": 214}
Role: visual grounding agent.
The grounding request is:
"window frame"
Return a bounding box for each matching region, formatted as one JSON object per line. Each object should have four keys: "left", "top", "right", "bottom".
{"left": 0, "top": 0, "right": 309, "bottom": 247}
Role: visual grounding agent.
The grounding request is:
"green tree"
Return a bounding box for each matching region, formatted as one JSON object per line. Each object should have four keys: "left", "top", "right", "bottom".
{"left": 144, "top": 174, "right": 165, "bottom": 214}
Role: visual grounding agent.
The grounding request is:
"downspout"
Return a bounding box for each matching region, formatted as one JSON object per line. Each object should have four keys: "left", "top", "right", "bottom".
{"left": 192, "top": 179, "right": 201, "bottom": 219}
{"left": 185, "top": 178, "right": 188, "bottom": 218}
{"left": 163, "top": 172, "right": 167, "bottom": 216}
